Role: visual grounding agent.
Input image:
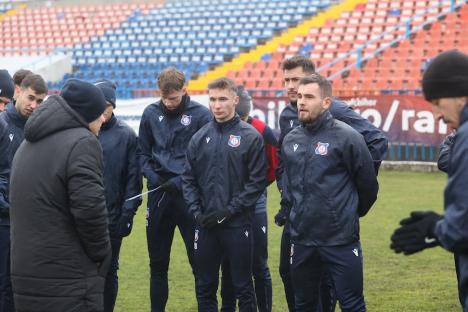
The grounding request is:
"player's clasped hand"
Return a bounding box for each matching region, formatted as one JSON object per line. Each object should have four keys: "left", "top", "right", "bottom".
{"left": 390, "top": 211, "right": 443, "bottom": 255}
{"left": 196, "top": 209, "right": 233, "bottom": 229}
{"left": 274, "top": 210, "right": 287, "bottom": 226}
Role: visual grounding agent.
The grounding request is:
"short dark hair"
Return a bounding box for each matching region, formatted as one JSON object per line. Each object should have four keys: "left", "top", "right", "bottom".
{"left": 282, "top": 56, "right": 315, "bottom": 74}
{"left": 20, "top": 74, "right": 48, "bottom": 95}
{"left": 207, "top": 77, "right": 238, "bottom": 94}
{"left": 299, "top": 74, "right": 332, "bottom": 99}
{"left": 157, "top": 67, "right": 186, "bottom": 96}
{"left": 13, "top": 69, "right": 33, "bottom": 86}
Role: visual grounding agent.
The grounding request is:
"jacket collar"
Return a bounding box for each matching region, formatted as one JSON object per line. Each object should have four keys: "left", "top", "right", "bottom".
{"left": 459, "top": 101, "right": 468, "bottom": 127}
{"left": 6, "top": 102, "right": 27, "bottom": 128}
{"left": 289, "top": 101, "right": 298, "bottom": 110}
{"left": 214, "top": 114, "right": 240, "bottom": 132}
{"left": 302, "top": 110, "right": 333, "bottom": 133}
{"left": 100, "top": 114, "right": 117, "bottom": 131}
{"left": 160, "top": 94, "right": 189, "bottom": 118}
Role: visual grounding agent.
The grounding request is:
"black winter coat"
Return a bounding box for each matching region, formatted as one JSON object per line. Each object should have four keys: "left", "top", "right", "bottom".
{"left": 9, "top": 95, "right": 111, "bottom": 312}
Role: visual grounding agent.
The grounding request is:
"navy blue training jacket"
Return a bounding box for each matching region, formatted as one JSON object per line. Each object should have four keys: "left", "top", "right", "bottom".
{"left": 0, "top": 103, "right": 27, "bottom": 224}
{"left": 276, "top": 98, "right": 388, "bottom": 190}
{"left": 138, "top": 95, "right": 212, "bottom": 191}
{"left": 98, "top": 115, "right": 142, "bottom": 232}
{"left": 182, "top": 115, "right": 267, "bottom": 227}
{"left": 437, "top": 131, "right": 455, "bottom": 173}
{"left": 435, "top": 104, "right": 468, "bottom": 253}
{"left": 281, "top": 111, "right": 379, "bottom": 246}
{"left": 0, "top": 118, "right": 9, "bottom": 219}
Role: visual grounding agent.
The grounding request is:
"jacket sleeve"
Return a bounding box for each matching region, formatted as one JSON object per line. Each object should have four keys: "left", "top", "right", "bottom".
{"left": 434, "top": 132, "right": 468, "bottom": 253}
{"left": 263, "top": 125, "right": 279, "bottom": 185}
{"left": 279, "top": 157, "right": 292, "bottom": 217}
{"left": 331, "top": 99, "right": 388, "bottom": 173}
{"left": 67, "top": 136, "right": 111, "bottom": 263}
{"left": 437, "top": 131, "right": 455, "bottom": 173}
{"left": 343, "top": 132, "right": 379, "bottom": 217}
{"left": 122, "top": 133, "right": 143, "bottom": 215}
{"left": 137, "top": 110, "right": 163, "bottom": 186}
{"left": 275, "top": 113, "right": 289, "bottom": 191}
{"left": 182, "top": 138, "right": 202, "bottom": 218}
{"left": 227, "top": 134, "right": 267, "bottom": 214}
{"left": 0, "top": 121, "right": 9, "bottom": 213}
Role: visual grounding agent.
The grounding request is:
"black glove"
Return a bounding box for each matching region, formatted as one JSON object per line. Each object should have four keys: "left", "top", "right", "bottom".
{"left": 159, "top": 180, "right": 178, "bottom": 193}
{"left": 274, "top": 209, "right": 287, "bottom": 227}
{"left": 118, "top": 214, "right": 134, "bottom": 238}
{"left": 195, "top": 213, "right": 207, "bottom": 228}
{"left": 0, "top": 194, "right": 9, "bottom": 218}
{"left": 201, "top": 209, "right": 233, "bottom": 229}
{"left": 390, "top": 211, "right": 443, "bottom": 255}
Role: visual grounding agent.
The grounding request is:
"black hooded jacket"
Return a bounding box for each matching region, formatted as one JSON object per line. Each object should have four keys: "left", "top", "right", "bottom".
{"left": 9, "top": 95, "right": 111, "bottom": 312}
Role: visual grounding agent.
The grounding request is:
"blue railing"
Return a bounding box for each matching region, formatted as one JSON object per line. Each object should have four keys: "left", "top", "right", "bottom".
{"left": 317, "top": 0, "right": 467, "bottom": 79}
{"left": 385, "top": 143, "right": 438, "bottom": 162}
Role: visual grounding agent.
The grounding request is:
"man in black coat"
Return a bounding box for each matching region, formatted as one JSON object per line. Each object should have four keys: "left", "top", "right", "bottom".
{"left": 183, "top": 77, "right": 267, "bottom": 312}
{"left": 9, "top": 79, "right": 112, "bottom": 312}
{"left": 95, "top": 80, "right": 142, "bottom": 312}
{"left": 391, "top": 50, "right": 468, "bottom": 310}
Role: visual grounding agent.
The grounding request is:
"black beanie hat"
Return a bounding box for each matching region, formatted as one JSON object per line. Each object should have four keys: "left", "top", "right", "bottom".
{"left": 60, "top": 79, "right": 106, "bottom": 123}
{"left": 94, "top": 79, "right": 117, "bottom": 108}
{"left": 0, "top": 70, "right": 14, "bottom": 100}
{"left": 422, "top": 50, "right": 468, "bottom": 101}
{"left": 235, "top": 85, "right": 252, "bottom": 118}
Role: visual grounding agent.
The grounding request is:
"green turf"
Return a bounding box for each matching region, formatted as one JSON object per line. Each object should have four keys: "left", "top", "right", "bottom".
{"left": 114, "top": 170, "right": 459, "bottom": 311}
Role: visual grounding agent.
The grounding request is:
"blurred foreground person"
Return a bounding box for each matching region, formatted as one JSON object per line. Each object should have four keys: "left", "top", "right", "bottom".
{"left": 391, "top": 50, "right": 468, "bottom": 310}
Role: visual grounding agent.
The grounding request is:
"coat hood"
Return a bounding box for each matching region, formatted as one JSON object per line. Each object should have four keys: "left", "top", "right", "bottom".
{"left": 24, "top": 95, "right": 90, "bottom": 143}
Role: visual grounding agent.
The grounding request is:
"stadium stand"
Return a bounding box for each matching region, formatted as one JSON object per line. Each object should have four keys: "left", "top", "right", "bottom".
{"left": 0, "top": 1, "right": 13, "bottom": 13}
{"left": 41, "top": 0, "right": 338, "bottom": 98}
{"left": 1, "top": 0, "right": 466, "bottom": 99}
{"left": 0, "top": 2, "right": 157, "bottom": 57}
{"left": 219, "top": 0, "right": 467, "bottom": 96}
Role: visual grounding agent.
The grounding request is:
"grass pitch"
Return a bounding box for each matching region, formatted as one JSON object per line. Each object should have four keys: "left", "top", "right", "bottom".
{"left": 115, "top": 170, "right": 459, "bottom": 311}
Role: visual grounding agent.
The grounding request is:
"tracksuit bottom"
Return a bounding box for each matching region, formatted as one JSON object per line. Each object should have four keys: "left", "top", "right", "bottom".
{"left": 146, "top": 190, "right": 195, "bottom": 312}
{"left": 454, "top": 253, "right": 468, "bottom": 311}
{"left": 103, "top": 236, "right": 122, "bottom": 312}
{"left": 280, "top": 226, "right": 336, "bottom": 312}
{"left": 0, "top": 225, "right": 13, "bottom": 312}
{"left": 195, "top": 225, "right": 256, "bottom": 312}
{"left": 221, "top": 211, "right": 272, "bottom": 312}
{"left": 290, "top": 241, "right": 365, "bottom": 312}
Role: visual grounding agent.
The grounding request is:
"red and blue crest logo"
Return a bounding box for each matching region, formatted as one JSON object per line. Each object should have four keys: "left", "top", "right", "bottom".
{"left": 315, "top": 142, "right": 329, "bottom": 155}
{"left": 228, "top": 135, "right": 241, "bottom": 147}
{"left": 181, "top": 115, "right": 192, "bottom": 126}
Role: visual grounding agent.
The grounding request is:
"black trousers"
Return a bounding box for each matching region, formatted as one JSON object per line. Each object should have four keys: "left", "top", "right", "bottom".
{"left": 195, "top": 225, "right": 256, "bottom": 312}
{"left": 146, "top": 190, "right": 195, "bottom": 312}
{"left": 0, "top": 225, "right": 13, "bottom": 312}
{"left": 221, "top": 211, "right": 272, "bottom": 312}
{"left": 280, "top": 226, "right": 337, "bottom": 312}
{"left": 454, "top": 253, "right": 468, "bottom": 311}
{"left": 290, "top": 242, "right": 365, "bottom": 312}
{"left": 103, "top": 236, "right": 122, "bottom": 312}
